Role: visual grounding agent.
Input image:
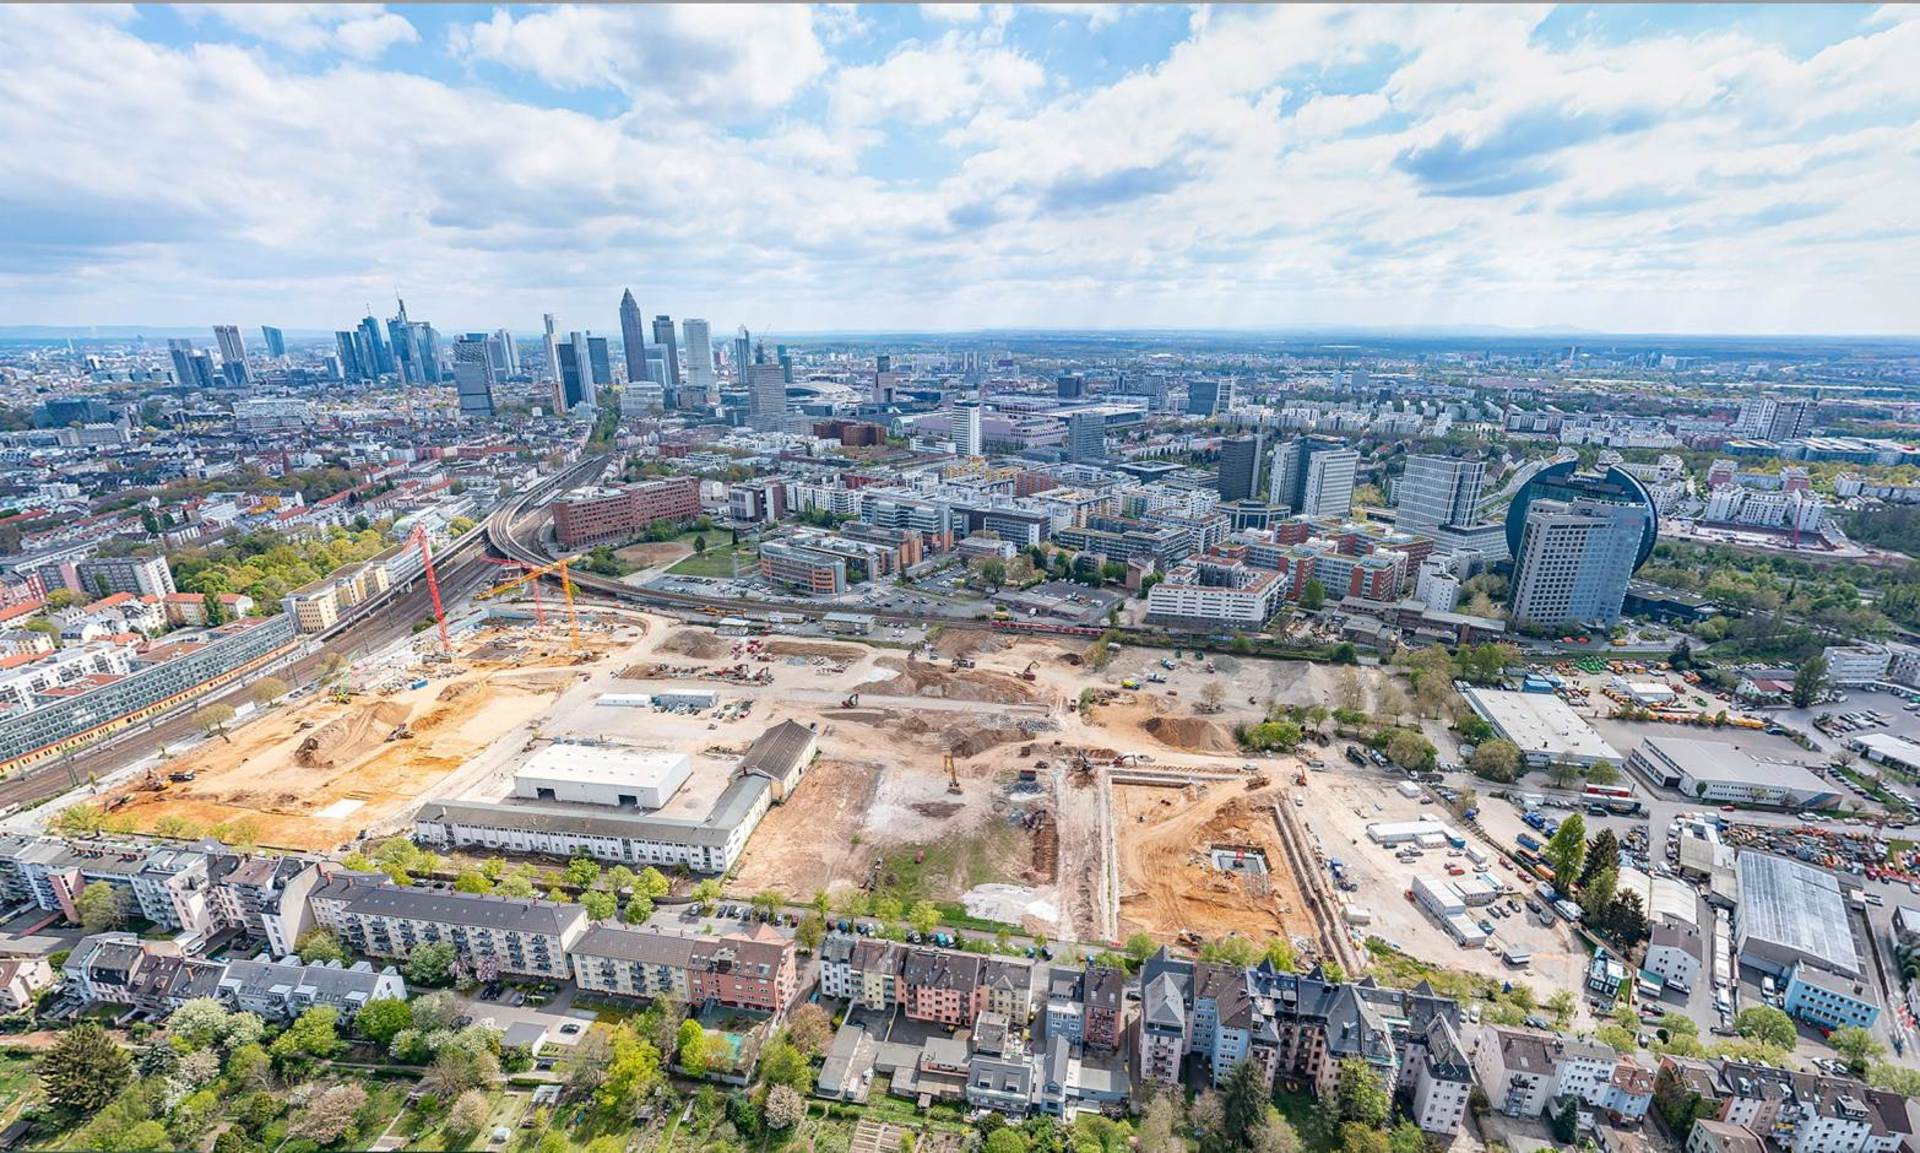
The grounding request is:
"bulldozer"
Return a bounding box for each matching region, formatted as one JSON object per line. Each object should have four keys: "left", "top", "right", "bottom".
{"left": 385, "top": 724, "right": 414, "bottom": 741}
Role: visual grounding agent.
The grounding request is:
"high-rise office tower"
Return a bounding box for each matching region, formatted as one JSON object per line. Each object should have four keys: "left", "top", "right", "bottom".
{"left": 777, "top": 345, "right": 793, "bottom": 384}
{"left": 955, "top": 405, "right": 984, "bottom": 456}
{"left": 1732, "top": 396, "right": 1776, "bottom": 437}
{"left": 1766, "top": 399, "right": 1815, "bottom": 441}
{"left": 260, "top": 326, "right": 286, "bottom": 358}
{"left": 746, "top": 362, "right": 786, "bottom": 432}
{"left": 359, "top": 314, "right": 392, "bottom": 376}
{"left": 1067, "top": 410, "right": 1104, "bottom": 464}
{"left": 1217, "top": 435, "right": 1262, "bottom": 502}
{"left": 586, "top": 336, "right": 613, "bottom": 389}
{"left": 734, "top": 327, "right": 752, "bottom": 385}
{"left": 651, "top": 316, "right": 680, "bottom": 387}
{"left": 213, "top": 325, "right": 250, "bottom": 387}
{"left": 489, "top": 328, "right": 518, "bottom": 376}
{"left": 334, "top": 331, "right": 365, "bottom": 380}
{"left": 1395, "top": 455, "right": 1486, "bottom": 532}
{"left": 619, "top": 289, "right": 647, "bottom": 385}
{"left": 542, "top": 313, "right": 561, "bottom": 386}
{"left": 683, "top": 319, "right": 714, "bottom": 392}
{"left": 452, "top": 334, "right": 497, "bottom": 418}
{"left": 1271, "top": 436, "right": 1357, "bottom": 517}
{"left": 388, "top": 299, "right": 435, "bottom": 387}
{"left": 570, "top": 331, "right": 598, "bottom": 408}
{"left": 168, "top": 339, "right": 214, "bottom": 390}
{"left": 1508, "top": 496, "right": 1647, "bottom": 627}
{"left": 1057, "top": 374, "right": 1086, "bottom": 399}
{"left": 1186, "top": 378, "right": 1232, "bottom": 418}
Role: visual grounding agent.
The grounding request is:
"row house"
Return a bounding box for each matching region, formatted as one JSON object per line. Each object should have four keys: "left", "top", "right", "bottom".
{"left": 1664, "top": 1058, "right": 1918, "bottom": 1153}
{"left": 64, "top": 932, "right": 226, "bottom": 1014}
{"left": 569, "top": 924, "right": 798, "bottom": 1017}
{"left": 901, "top": 949, "right": 987, "bottom": 1028}
{"left": 1042, "top": 965, "right": 1124, "bottom": 1052}
{"left": 216, "top": 956, "right": 406, "bottom": 1022}
{"left": 312, "top": 882, "right": 586, "bottom": 981}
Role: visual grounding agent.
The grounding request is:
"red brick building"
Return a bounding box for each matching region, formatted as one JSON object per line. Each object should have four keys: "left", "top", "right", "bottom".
{"left": 552, "top": 477, "right": 701, "bottom": 548}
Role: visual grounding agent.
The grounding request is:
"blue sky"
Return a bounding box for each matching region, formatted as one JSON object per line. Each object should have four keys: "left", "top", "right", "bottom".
{"left": 0, "top": 4, "right": 1916, "bottom": 335}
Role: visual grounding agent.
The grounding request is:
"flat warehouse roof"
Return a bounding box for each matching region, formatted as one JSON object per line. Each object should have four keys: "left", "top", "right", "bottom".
{"left": 515, "top": 745, "right": 690, "bottom": 788}
{"left": 1735, "top": 850, "right": 1860, "bottom": 977}
{"left": 1462, "top": 687, "right": 1621, "bottom": 764}
{"left": 1639, "top": 736, "right": 1831, "bottom": 793}
{"left": 1858, "top": 732, "right": 1920, "bottom": 770}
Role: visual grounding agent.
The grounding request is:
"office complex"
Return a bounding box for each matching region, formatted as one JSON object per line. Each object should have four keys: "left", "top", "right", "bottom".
{"left": 1508, "top": 497, "right": 1647, "bottom": 628}
{"left": 747, "top": 362, "right": 787, "bottom": 432}
{"left": 550, "top": 477, "right": 702, "bottom": 548}
{"left": 259, "top": 325, "right": 285, "bottom": 358}
{"left": 682, "top": 318, "right": 714, "bottom": 396}
{"left": 451, "top": 333, "right": 497, "bottom": 418}
{"left": 1216, "top": 435, "right": 1261, "bottom": 502}
{"left": 1186, "top": 378, "right": 1232, "bottom": 417}
{"left": 651, "top": 315, "right": 680, "bottom": 387}
{"left": 168, "top": 339, "right": 214, "bottom": 390}
{"left": 212, "top": 325, "right": 250, "bottom": 387}
{"left": 1067, "top": 410, "right": 1105, "bottom": 463}
{"left": 1271, "top": 437, "right": 1358, "bottom": 517}
{"left": 1395, "top": 455, "right": 1485, "bottom": 533}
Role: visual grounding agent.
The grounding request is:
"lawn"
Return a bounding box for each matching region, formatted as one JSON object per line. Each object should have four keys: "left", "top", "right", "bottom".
{"left": 0, "top": 1049, "right": 37, "bottom": 1123}
{"left": 868, "top": 824, "right": 1027, "bottom": 909}
{"left": 667, "top": 545, "right": 753, "bottom": 579}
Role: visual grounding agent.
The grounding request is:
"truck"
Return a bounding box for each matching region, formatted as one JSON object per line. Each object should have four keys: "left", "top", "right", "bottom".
{"left": 1445, "top": 833, "right": 1467, "bottom": 849}
{"left": 1120, "top": 679, "right": 1140, "bottom": 690}
{"left": 1518, "top": 793, "right": 1546, "bottom": 809}
{"left": 1516, "top": 833, "right": 1542, "bottom": 852}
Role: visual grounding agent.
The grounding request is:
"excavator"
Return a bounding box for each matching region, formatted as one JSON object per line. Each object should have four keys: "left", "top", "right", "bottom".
{"left": 1020, "top": 661, "right": 1038, "bottom": 682}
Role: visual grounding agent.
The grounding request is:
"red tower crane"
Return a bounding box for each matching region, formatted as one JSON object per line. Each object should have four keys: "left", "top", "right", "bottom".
{"left": 409, "top": 524, "right": 450, "bottom": 653}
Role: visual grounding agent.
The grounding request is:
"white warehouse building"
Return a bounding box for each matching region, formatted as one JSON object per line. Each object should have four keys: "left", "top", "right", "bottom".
{"left": 513, "top": 745, "right": 691, "bottom": 810}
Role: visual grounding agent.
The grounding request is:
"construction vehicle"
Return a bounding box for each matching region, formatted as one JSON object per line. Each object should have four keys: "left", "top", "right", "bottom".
{"left": 167, "top": 771, "right": 196, "bottom": 783}
{"left": 1296, "top": 768, "right": 1308, "bottom": 786}
{"left": 945, "top": 750, "right": 962, "bottom": 795}
{"left": 385, "top": 724, "right": 414, "bottom": 741}
{"left": 840, "top": 693, "right": 861, "bottom": 708}
{"left": 1021, "top": 662, "right": 1038, "bottom": 682}
{"left": 329, "top": 689, "right": 352, "bottom": 704}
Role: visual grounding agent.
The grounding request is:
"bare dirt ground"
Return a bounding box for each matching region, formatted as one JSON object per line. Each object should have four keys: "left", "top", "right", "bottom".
{"left": 103, "top": 633, "right": 584, "bottom": 851}
{"left": 1113, "top": 781, "right": 1319, "bottom": 947}
{"left": 614, "top": 541, "right": 692, "bottom": 569}
{"left": 860, "top": 657, "right": 1041, "bottom": 705}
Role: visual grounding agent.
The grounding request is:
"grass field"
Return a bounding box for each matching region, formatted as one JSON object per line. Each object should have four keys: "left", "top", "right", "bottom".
{"left": 0, "top": 1050, "right": 37, "bottom": 1123}
{"left": 667, "top": 544, "right": 753, "bottom": 579}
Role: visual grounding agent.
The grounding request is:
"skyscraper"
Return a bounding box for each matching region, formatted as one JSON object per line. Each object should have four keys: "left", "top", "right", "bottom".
{"left": 734, "top": 327, "right": 752, "bottom": 385}
{"left": 542, "top": 313, "right": 561, "bottom": 386}
{"left": 1767, "top": 399, "right": 1815, "bottom": 441}
{"left": 1271, "top": 437, "right": 1357, "bottom": 517}
{"left": 618, "top": 289, "right": 647, "bottom": 385}
{"left": 586, "top": 336, "right": 613, "bottom": 389}
{"left": 1067, "top": 410, "right": 1105, "bottom": 464}
{"left": 651, "top": 316, "right": 680, "bottom": 387}
{"left": 490, "top": 328, "right": 518, "bottom": 376}
{"left": 359, "top": 314, "right": 392, "bottom": 376}
{"left": 334, "top": 331, "right": 365, "bottom": 380}
{"left": 683, "top": 319, "right": 714, "bottom": 393}
{"left": 168, "top": 339, "right": 214, "bottom": 390}
{"left": 260, "top": 325, "right": 286, "bottom": 358}
{"left": 1217, "top": 435, "right": 1262, "bottom": 502}
{"left": 1186, "top": 378, "right": 1233, "bottom": 418}
{"left": 213, "top": 325, "right": 249, "bottom": 387}
{"left": 570, "top": 331, "right": 597, "bottom": 408}
{"left": 452, "top": 334, "right": 497, "bottom": 418}
{"left": 1395, "top": 455, "right": 1486, "bottom": 533}
{"left": 1508, "top": 497, "right": 1647, "bottom": 628}
{"left": 746, "top": 362, "right": 786, "bottom": 431}
{"left": 955, "top": 405, "right": 984, "bottom": 456}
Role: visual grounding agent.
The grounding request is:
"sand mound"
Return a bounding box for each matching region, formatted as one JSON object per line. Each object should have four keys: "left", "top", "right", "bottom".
{"left": 943, "top": 722, "right": 1031, "bottom": 759}
{"left": 931, "top": 628, "right": 1008, "bottom": 658}
{"left": 659, "top": 630, "right": 728, "bottom": 660}
{"left": 867, "top": 658, "right": 1035, "bottom": 704}
{"left": 436, "top": 681, "right": 479, "bottom": 703}
{"left": 294, "top": 702, "right": 410, "bottom": 768}
{"left": 1142, "top": 715, "right": 1238, "bottom": 754}
{"left": 765, "top": 639, "right": 862, "bottom": 660}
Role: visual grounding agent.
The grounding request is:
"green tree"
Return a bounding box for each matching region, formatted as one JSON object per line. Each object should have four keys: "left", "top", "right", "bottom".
{"left": 582, "top": 890, "right": 617, "bottom": 921}
{"left": 196, "top": 702, "right": 237, "bottom": 741}
{"left": 1733, "top": 1006, "right": 1797, "bottom": 1049}
{"left": 1580, "top": 828, "right": 1621, "bottom": 886}
{"left": 496, "top": 870, "right": 537, "bottom": 899}
{"left": 1335, "top": 1056, "right": 1389, "bottom": 1126}
{"left": 909, "top": 900, "right": 942, "bottom": 935}
{"left": 38, "top": 1022, "right": 132, "bottom": 1113}
{"left": 1829, "top": 1026, "right": 1884, "bottom": 1075}
{"left": 166, "top": 998, "right": 234, "bottom": 1050}
{"left": 1385, "top": 728, "right": 1437, "bottom": 770}
{"left": 797, "top": 911, "right": 827, "bottom": 951}
{"left": 598, "top": 1024, "right": 663, "bottom": 1114}
{"left": 1471, "top": 739, "right": 1522, "bottom": 783}
{"left": 453, "top": 869, "right": 493, "bottom": 893}
{"left": 1792, "top": 653, "right": 1829, "bottom": 709}
{"left": 1387, "top": 1121, "right": 1427, "bottom": 1153}
{"left": 624, "top": 895, "right": 655, "bottom": 924}
{"left": 676, "top": 1019, "right": 708, "bottom": 1076}
{"left": 637, "top": 866, "right": 671, "bottom": 898}
{"left": 356, "top": 997, "right": 413, "bottom": 1045}
{"left": 985, "top": 1129, "right": 1031, "bottom": 1153}
{"left": 75, "top": 880, "right": 131, "bottom": 932}
{"left": 268, "top": 1006, "right": 341, "bottom": 1072}
{"left": 1544, "top": 813, "right": 1588, "bottom": 891}
{"left": 202, "top": 593, "right": 228, "bottom": 627}
{"left": 1222, "top": 1058, "right": 1271, "bottom": 1148}
{"left": 567, "top": 857, "right": 602, "bottom": 889}
{"left": 1300, "top": 579, "right": 1326, "bottom": 612}
{"left": 692, "top": 879, "right": 723, "bottom": 913}
{"left": 248, "top": 676, "right": 288, "bottom": 708}
{"left": 403, "top": 941, "right": 457, "bottom": 987}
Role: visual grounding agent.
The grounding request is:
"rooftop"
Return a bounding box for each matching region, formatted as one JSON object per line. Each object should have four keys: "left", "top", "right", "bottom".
{"left": 515, "top": 744, "right": 691, "bottom": 790}
{"left": 1736, "top": 851, "right": 1860, "bottom": 977}
{"left": 1462, "top": 687, "right": 1621, "bottom": 764}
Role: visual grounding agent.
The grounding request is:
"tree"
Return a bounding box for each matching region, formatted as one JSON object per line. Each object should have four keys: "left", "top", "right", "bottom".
{"left": 765, "top": 1083, "right": 806, "bottom": 1128}
{"left": 1586, "top": 760, "right": 1623, "bottom": 787}
{"left": 1545, "top": 761, "right": 1581, "bottom": 790}
{"left": 1829, "top": 1026, "right": 1884, "bottom": 1075}
{"left": 1669, "top": 638, "right": 1693, "bottom": 670}
{"left": 249, "top": 676, "right": 288, "bottom": 708}
{"left": 404, "top": 941, "right": 457, "bottom": 987}
{"left": 1222, "top": 1058, "right": 1271, "bottom": 1148}
{"left": 202, "top": 592, "right": 228, "bottom": 627}
{"left": 692, "top": 878, "right": 723, "bottom": 913}
{"left": 1792, "top": 653, "right": 1829, "bottom": 709}
{"left": 1339, "top": 1122, "right": 1389, "bottom": 1153}
{"left": 1471, "top": 739, "right": 1522, "bottom": 783}
{"left": 637, "top": 866, "right": 671, "bottom": 898}
{"left": 1581, "top": 867, "right": 1619, "bottom": 920}
{"left": 1200, "top": 681, "right": 1227, "bottom": 713}
{"left": 1581, "top": 829, "right": 1621, "bottom": 886}
{"left": 599, "top": 1025, "right": 662, "bottom": 1114}
{"left": 796, "top": 911, "right": 826, "bottom": 951}
{"left": 1335, "top": 1057, "right": 1389, "bottom": 1126}
{"left": 1136, "top": 1093, "right": 1182, "bottom": 1153}
{"left": 1544, "top": 813, "right": 1588, "bottom": 891}
{"left": 624, "top": 895, "right": 655, "bottom": 924}
{"left": 288, "top": 1083, "right": 368, "bottom": 1144}
{"left": 787, "top": 1003, "right": 832, "bottom": 1057}
{"left": 1253, "top": 1111, "right": 1303, "bottom": 1153}
{"left": 453, "top": 869, "right": 493, "bottom": 893}
{"left": 1385, "top": 728, "right": 1437, "bottom": 770}
{"left": 1549, "top": 1094, "right": 1580, "bottom": 1143}
{"left": 356, "top": 997, "right": 413, "bottom": 1045}
{"left": 980, "top": 559, "right": 1007, "bottom": 590}
{"left": 692, "top": 535, "right": 708, "bottom": 554}
{"left": 567, "top": 857, "right": 602, "bottom": 889}
{"left": 496, "top": 870, "right": 536, "bottom": 899}
{"left": 38, "top": 1022, "right": 132, "bottom": 1113}
{"left": 294, "top": 928, "right": 347, "bottom": 965}
{"left": 1387, "top": 1122, "right": 1426, "bottom": 1153}
{"left": 985, "top": 1129, "right": 1031, "bottom": 1153}
{"left": 1734, "top": 1006, "right": 1797, "bottom": 1049}
{"left": 447, "top": 1089, "right": 492, "bottom": 1141}
{"left": 167, "top": 998, "right": 234, "bottom": 1050}
{"left": 677, "top": 1019, "right": 708, "bottom": 1075}
{"left": 582, "top": 891, "right": 617, "bottom": 921}
{"left": 269, "top": 1006, "right": 341, "bottom": 1072}
{"left": 75, "top": 879, "right": 131, "bottom": 931}
{"left": 909, "top": 900, "right": 942, "bottom": 935}
{"left": 196, "top": 703, "right": 237, "bottom": 741}
{"left": 424, "top": 1044, "right": 498, "bottom": 1097}
{"left": 1300, "top": 578, "right": 1326, "bottom": 611}
{"left": 1592, "top": 889, "right": 1651, "bottom": 947}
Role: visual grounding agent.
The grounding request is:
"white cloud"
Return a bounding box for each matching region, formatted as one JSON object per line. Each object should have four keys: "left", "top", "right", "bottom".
{"left": 448, "top": 5, "right": 827, "bottom": 118}
{"left": 182, "top": 4, "right": 419, "bottom": 59}
{"left": 830, "top": 33, "right": 1044, "bottom": 131}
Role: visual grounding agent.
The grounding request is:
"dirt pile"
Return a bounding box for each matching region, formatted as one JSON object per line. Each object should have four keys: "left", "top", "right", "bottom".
{"left": 294, "top": 702, "right": 411, "bottom": 769}
{"left": 658, "top": 630, "right": 728, "bottom": 660}
{"left": 765, "top": 639, "right": 863, "bottom": 660}
{"left": 867, "top": 658, "right": 1036, "bottom": 704}
{"left": 1113, "top": 782, "right": 1317, "bottom": 945}
{"left": 932, "top": 628, "right": 1008, "bottom": 658}
{"left": 942, "top": 722, "right": 1031, "bottom": 758}
{"left": 1142, "top": 715, "right": 1238, "bottom": 753}
{"left": 436, "top": 681, "right": 479, "bottom": 703}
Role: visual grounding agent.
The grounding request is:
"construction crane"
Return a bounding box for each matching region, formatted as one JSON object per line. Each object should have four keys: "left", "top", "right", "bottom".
{"left": 408, "top": 524, "right": 450, "bottom": 654}
{"left": 481, "top": 557, "right": 547, "bottom": 626}
{"left": 479, "top": 556, "right": 581, "bottom": 652}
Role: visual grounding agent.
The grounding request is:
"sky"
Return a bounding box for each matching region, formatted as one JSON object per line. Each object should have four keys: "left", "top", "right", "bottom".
{"left": 1, "top": 3, "right": 1918, "bottom": 336}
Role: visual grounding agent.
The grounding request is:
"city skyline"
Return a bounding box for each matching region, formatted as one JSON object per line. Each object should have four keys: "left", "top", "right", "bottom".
{"left": 2, "top": 4, "right": 1918, "bottom": 335}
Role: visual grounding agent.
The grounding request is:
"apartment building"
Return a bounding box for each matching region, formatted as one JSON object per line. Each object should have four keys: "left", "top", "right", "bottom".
{"left": 572, "top": 924, "right": 797, "bottom": 1016}
{"left": 0, "top": 957, "right": 53, "bottom": 1012}
{"left": 64, "top": 933, "right": 227, "bottom": 1013}
{"left": 73, "top": 554, "right": 176, "bottom": 599}
{"left": 1473, "top": 1026, "right": 1653, "bottom": 1121}
{"left": 901, "top": 949, "right": 987, "bottom": 1027}
{"left": 1144, "top": 559, "right": 1285, "bottom": 629}
{"left": 216, "top": 956, "right": 406, "bottom": 1022}
{"left": 981, "top": 957, "right": 1034, "bottom": 1022}
{"left": 312, "top": 884, "right": 587, "bottom": 980}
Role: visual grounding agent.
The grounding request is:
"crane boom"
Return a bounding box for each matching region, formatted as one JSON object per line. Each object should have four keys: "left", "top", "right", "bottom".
{"left": 409, "top": 524, "right": 450, "bottom": 653}
{"left": 479, "top": 557, "right": 581, "bottom": 651}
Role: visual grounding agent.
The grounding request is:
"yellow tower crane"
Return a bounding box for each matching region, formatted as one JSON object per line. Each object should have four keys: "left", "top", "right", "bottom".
{"left": 479, "top": 557, "right": 582, "bottom": 652}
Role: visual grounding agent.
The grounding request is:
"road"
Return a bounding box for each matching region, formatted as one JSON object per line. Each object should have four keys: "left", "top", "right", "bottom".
{"left": 0, "top": 551, "right": 496, "bottom": 814}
